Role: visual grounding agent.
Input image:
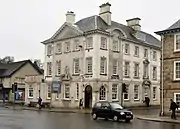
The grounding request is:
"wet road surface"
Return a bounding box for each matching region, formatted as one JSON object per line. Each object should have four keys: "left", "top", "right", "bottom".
{"left": 0, "top": 108, "right": 179, "bottom": 129}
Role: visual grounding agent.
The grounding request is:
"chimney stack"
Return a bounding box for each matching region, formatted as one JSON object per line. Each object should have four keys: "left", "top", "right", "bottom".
{"left": 99, "top": 2, "right": 112, "bottom": 25}
{"left": 66, "top": 11, "right": 75, "bottom": 24}
{"left": 126, "top": 18, "right": 141, "bottom": 31}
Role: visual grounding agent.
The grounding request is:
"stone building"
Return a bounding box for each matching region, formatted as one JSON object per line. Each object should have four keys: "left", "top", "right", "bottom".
{"left": 155, "top": 19, "right": 180, "bottom": 114}
{"left": 42, "top": 2, "right": 161, "bottom": 108}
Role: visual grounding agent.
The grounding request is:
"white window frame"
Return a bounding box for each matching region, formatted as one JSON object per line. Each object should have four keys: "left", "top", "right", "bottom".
{"left": 99, "top": 86, "right": 106, "bottom": 101}
{"left": 152, "top": 50, "right": 157, "bottom": 61}
{"left": 47, "top": 84, "right": 51, "bottom": 99}
{"left": 143, "top": 63, "right": 149, "bottom": 78}
{"left": 76, "top": 83, "right": 79, "bottom": 100}
{"left": 86, "top": 37, "right": 93, "bottom": 49}
{"left": 112, "top": 84, "right": 118, "bottom": 101}
{"left": 174, "top": 34, "right": 180, "bottom": 52}
{"left": 100, "top": 57, "right": 107, "bottom": 74}
{"left": 113, "top": 59, "right": 118, "bottom": 75}
{"left": 112, "top": 40, "right": 119, "bottom": 52}
{"left": 65, "top": 41, "right": 71, "bottom": 52}
{"left": 47, "top": 62, "right": 52, "bottom": 76}
{"left": 73, "top": 58, "right": 79, "bottom": 74}
{"left": 134, "top": 63, "right": 139, "bottom": 78}
{"left": 64, "top": 84, "right": 70, "bottom": 99}
{"left": 100, "top": 37, "right": 107, "bottom": 49}
{"left": 174, "top": 61, "right": 180, "bottom": 80}
{"left": 174, "top": 93, "right": 180, "bottom": 110}
{"left": 134, "top": 46, "right": 139, "bottom": 57}
{"left": 123, "top": 84, "right": 129, "bottom": 100}
{"left": 73, "top": 39, "right": 80, "bottom": 51}
{"left": 56, "top": 61, "right": 61, "bottom": 76}
{"left": 47, "top": 45, "right": 52, "bottom": 55}
{"left": 86, "top": 57, "right": 93, "bottom": 74}
{"left": 124, "top": 43, "right": 130, "bottom": 54}
{"left": 144, "top": 48, "right": 148, "bottom": 58}
{"left": 134, "top": 85, "right": 139, "bottom": 100}
{"left": 28, "top": 85, "right": 33, "bottom": 98}
{"left": 153, "top": 87, "right": 157, "bottom": 100}
{"left": 124, "top": 61, "right": 130, "bottom": 77}
{"left": 152, "top": 66, "right": 157, "bottom": 80}
{"left": 56, "top": 43, "right": 62, "bottom": 53}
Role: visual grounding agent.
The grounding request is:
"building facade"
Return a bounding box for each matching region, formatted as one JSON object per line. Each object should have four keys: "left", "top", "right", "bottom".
{"left": 42, "top": 2, "right": 161, "bottom": 108}
{"left": 0, "top": 60, "right": 43, "bottom": 102}
{"left": 155, "top": 19, "right": 180, "bottom": 114}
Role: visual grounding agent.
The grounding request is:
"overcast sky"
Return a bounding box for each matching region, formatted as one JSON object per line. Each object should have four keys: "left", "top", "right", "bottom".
{"left": 0, "top": 0, "right": 179, "bottom": 62}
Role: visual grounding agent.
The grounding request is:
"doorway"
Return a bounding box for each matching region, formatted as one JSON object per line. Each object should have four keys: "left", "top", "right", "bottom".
{"left": 84, "top": 85, "right": 92, "bottom": 108}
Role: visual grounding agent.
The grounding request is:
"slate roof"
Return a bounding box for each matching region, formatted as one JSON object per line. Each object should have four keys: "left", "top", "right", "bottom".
{"left": 0, "top": 60, "right": 43, "bottom": 77}
{"left": 42, "top": 15, "right": 161, "bottom": 48}
{"left": 155, "top": 19, "right": 180, "bottom": 35}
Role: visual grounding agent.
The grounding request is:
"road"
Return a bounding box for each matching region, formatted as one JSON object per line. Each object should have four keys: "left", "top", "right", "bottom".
{"left": 0, "top": 108, "right": 179, "bottom": 129}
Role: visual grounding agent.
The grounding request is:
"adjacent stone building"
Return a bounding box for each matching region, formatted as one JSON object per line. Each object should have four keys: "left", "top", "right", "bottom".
{"left": 155, "top": 19, "right": 180, "bottom": 114}
{"left": 42, "top": 2, "right": 161, "bottom": 108}
{"left": 0, "top": 60, "right": 43, "bottom": 102}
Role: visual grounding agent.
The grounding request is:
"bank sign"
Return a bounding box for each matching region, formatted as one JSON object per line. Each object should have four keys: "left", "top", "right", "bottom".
{"left": 52, "top": 81, "right": 61, "bottom": 93}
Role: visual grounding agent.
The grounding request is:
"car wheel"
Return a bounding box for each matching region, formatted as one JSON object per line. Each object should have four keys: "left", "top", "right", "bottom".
{"left": 92, "top": 113, "right": 98, "bottom": 120}
{"left": 113, "top": 115, "right": 119, "bottom": 122}
{"left": 125, "top": 119, "right": 130, "bottom": 123}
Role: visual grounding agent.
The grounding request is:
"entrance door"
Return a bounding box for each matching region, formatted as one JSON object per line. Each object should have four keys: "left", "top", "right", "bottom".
{"left": 84, "top": 85, "right": 92, "bottom": 108}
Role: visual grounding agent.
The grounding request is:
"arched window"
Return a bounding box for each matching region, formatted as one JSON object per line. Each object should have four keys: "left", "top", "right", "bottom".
{"left": 99, "top": 86, "right": 106, "bottom": 100}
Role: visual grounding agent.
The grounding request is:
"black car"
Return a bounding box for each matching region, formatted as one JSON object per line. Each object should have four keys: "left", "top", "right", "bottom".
{"left": 92, "top": 102, "right": 133, "bottom": 122}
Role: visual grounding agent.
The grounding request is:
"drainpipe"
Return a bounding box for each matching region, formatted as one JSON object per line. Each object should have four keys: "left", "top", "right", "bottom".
{"left": 160, "top": 35, "right": 164, "bottom": 116}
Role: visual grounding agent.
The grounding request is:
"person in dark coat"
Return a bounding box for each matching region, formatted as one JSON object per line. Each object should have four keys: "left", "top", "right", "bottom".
{"left": 169, "top": 99, "right": 178, "bottom": 119}
{"left": 145, "top": 97, "right": 150, "bottom": 107}
{"left": 38, "top": 97, "right": 42, "bottom": 109}
{"left": 79, "top": 98, "right": 83, "bottom": 109}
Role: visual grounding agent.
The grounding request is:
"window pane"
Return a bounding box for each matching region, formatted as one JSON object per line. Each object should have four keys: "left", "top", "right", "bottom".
{"left": 124, "top": 85, "right": 129, "bottom": 100}
{"left": 176, "top": 62, "right": 180, "bottom": 79}
{"left": 86, "top": 57, "right": 92, "bottom": 73}
{"left": 176, "top": 35, "right": 180, "bottom": 50}
{"left": 112, "top": 84, "right": 118, "bottom": 100}
{"left": 99, "top": 86, "right": 106, "bottom": 100}
{"left": 134, "top": 85, "right": 139, "bottom": 100}
{"left": 101, "top": 37, "right": 107, "bottom": 49}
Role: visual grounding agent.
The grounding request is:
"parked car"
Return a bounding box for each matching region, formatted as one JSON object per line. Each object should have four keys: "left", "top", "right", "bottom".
{"left": 92, "top": 101, "right": 133, "bottom": 122}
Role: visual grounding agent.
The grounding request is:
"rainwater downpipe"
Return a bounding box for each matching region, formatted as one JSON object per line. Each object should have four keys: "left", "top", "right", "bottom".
{"left": 161, "top": 35, "right": 164, "bottom": 115}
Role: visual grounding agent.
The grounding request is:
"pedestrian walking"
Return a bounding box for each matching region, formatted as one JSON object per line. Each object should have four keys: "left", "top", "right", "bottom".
{"left": 169, "top": 99, "right": 178, "bottom": 119}
{"left": 38, "top": 97, "right": 42, "bottom": 110}
{"left": 79, "top": 98, "right": 83, "bottom": 109}
{"left": 145, "top": 97, "right": 150, "bottom": 107}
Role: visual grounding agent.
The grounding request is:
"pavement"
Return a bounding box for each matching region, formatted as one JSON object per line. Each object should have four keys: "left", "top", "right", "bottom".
{"left": 136, "top": 115, "right": 180, "bottom": 124}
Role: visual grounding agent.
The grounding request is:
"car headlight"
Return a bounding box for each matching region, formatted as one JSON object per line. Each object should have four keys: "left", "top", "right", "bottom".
{"left": 130, "top": 112, "right": 133, "bottom": 114}
{"left": 120, "top": 112, "right": 125, "bottom": 115}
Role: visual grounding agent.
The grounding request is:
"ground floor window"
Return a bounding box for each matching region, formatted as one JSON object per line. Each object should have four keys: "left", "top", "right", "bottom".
{"left": 47, "top": 84, "right": 51, "bottom": 98}
{"left": 174, "top": 93, "right": 180, "bottom": 110}
{"left": 28, "top": 86, "right": 33, "bottom": 98}
{"left": 64, "top": 84, "right": 70, "bottom": 99}
{"left": 76, "top": 83, "right": 79, "bottom": 100}
{"left": 99, "top": 86, "right": 106, "bottom": 100}
{"left": 112, "top": 84, "right": 118, "bottom": 100}
{"left": 134, "top": 85, "right": 139, "bottom": 100}
{"left": 124, "top": 84, "right": 129, "bottom": 100}
{"left": 153, "top": 87, "right": 157, "bottom": 100}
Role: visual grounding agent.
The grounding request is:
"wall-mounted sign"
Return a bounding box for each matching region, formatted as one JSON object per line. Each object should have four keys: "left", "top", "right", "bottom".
{"left": 52, "top": 81, "right": 61, "bottom": 93}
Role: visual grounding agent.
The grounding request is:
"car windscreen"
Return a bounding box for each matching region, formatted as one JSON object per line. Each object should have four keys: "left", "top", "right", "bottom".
{"left": 110, "top": 103, "right": 123, "bottom": 110}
